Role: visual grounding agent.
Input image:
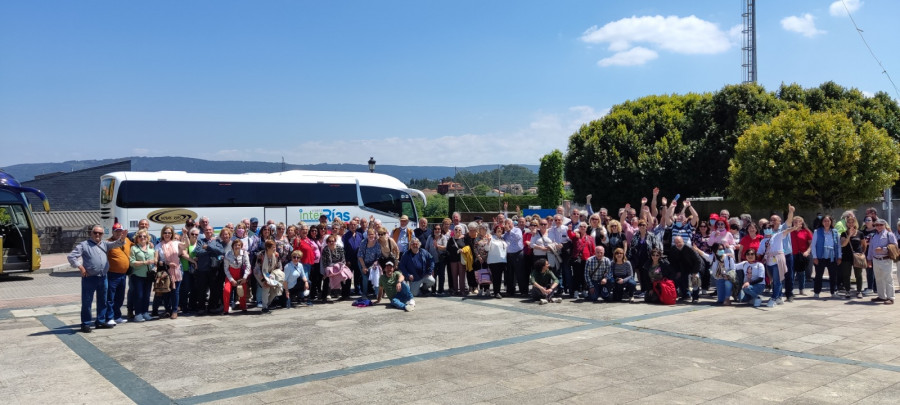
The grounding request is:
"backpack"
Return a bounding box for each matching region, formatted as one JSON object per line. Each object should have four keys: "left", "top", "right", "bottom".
{"left": 154, "top": 272, "right": 171, "bottom": 294}
{"left": 654, "top": 279, "right": 677, "bottom": 305}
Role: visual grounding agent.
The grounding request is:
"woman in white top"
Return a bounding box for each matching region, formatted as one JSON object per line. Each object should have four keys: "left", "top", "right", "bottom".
{"left": 223, "top": 239, "right": 251, "bottom": 314}
{"left": 736, "top": 249, "right": 766, "bottom": 307}
{"left": 693, "top": 242, "right": 735, "bottom": 306}
{"left": 487, "top": 225, "right": 509, "bottom": 299}
{"left": 254, "top": 240, "right": 283, "bottom": 312}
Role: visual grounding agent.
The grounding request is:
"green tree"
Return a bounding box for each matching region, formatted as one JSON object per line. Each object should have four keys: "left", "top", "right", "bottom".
{"left": 473, "top": 184, "right": 491, "bottom": 196}
{"left": 413, "top": 193, "right": 449, "bottom": 218}
{"left": 537, "top": 149, "right": 565, "bottom": 208}
{"left": 728, "top": 108, "right": 900, "bottom": 209}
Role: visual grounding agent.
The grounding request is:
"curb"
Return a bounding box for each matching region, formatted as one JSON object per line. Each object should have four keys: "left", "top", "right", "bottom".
{"left": 34, "top": 263, "right": 78, "bottom": 275}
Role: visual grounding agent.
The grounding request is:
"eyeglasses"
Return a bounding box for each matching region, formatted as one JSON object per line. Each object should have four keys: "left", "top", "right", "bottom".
{"left": 378, "top": 233, "right": 387, "bottom": 236}
{"left": 539, "top": 223, "right": 548, "bottom": 226}
{"left": 163, "top": 231, "right": 173, "bottom": 235}
{"left": 190, "top": 233, "right": 199, "bottom": 237}
{"left": 292, "top": 256, "right": 301, "bottom": 260}
{"left": 92, "top": 231, "right": 104, "bottom": 235}
{"left": 615, "top": 252, "right": 623, "bottom": 256}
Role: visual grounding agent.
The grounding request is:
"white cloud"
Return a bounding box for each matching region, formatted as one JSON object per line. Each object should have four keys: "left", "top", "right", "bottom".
{"left": 581, "top": 15, "right": 733, "bottom": 54}
{"left": 598, "top": 47, "right": 659, "bottom": 67}
{"left": 202, "top": 106, "right": 609, "bottom": 167}
{"left": 830, "top": 0, "right": 862, "bottom": 16}
{"left": 862, "top": 90, "right": 874, "bottom": 98}
{"left": 781, "top": 14, "right": 826, "bottom": 38}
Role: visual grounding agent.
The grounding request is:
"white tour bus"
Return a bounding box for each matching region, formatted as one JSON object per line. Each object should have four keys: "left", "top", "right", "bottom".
{"left": 99, "top": 170, "right": 426, "bottom": 235}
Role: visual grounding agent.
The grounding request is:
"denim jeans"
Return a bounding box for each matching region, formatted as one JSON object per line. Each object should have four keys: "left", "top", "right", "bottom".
{"left": 431, "top": 259, "right": 446, "bottom": 294}
{"left": 81, "top": 274, "right": 109, "bottom": 326}
{"left": 767, "top": 264, "right": 782, "bottom": 300}
{"left": 782, "top": 253, "right": 797, "bottom": 297}
{"left": 605, "top": 278, "right": 636, "bottom": 302}
{"left": 106, "top": 272, "right": 127, "bottom": 320}
{"left": 129, "top": 275, "right": 151, "bottom": 316}
{"left": 167, "top": 281, "right": 182, "bottom": 314}
{"left": 813, "top": 258, "right": 838, "bottom": 294}
{"left": 179, "top": 271, "right": 194, "bottom": 311}
{"left": 586, "top": 280, "right": 608, "bottom": 302}
{"left": 791, "top": 253, "right": 808, "bottom": 293}
{"left": 715, "top": 278, "right": 732, "bottom": 304}
{"left": 740, "top": 283, "right": 765, "bottom": 302}
{"left": 390, "top": 282, "right": 414, "bottom": 310}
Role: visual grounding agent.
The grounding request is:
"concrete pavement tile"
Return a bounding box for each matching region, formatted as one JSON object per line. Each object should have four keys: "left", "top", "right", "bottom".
{"left": 631, "top": 391, "right": 705, "bottom": 404}
{"left": 665, "top": 379, "right": 746, "bottom": 401}
{"left": 797, "top": 370, "right": 899, "bottom": 404}
{"left": 855, "top": 381, "right": 900, "bottom": 405}
{"left": 334, "top": 378, "right": 405, "bottom": 399}
{"left": 738, "top": 379, "right": 822, "bottom": 402}
{"left": 796, "top": 333, "right": 843, "bottom": 345}
{"left": 429, "top": 382, "right": 518, "bottom": 404}
{"left": 771, "top": 338, "right": 820, "bottom": 352}
{"left": 490, "top": 385, "right": 576, "bottom": 405}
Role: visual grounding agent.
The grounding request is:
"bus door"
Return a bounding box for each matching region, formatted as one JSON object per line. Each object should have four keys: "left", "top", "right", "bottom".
{"left": 264, "top": 207, "right": 287, "bottom": 227}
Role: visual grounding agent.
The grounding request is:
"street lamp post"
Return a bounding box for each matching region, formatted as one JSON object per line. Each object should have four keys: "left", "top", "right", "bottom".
{"left": 368, "top": 157, "right": 376, "bottom": 173}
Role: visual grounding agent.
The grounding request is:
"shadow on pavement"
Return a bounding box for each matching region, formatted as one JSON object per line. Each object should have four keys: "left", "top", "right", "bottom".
{"left": 0, "top": 275, "right": 34, "bottom": 282}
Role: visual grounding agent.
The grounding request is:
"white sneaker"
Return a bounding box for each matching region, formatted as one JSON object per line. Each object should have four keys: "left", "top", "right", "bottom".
{"left": 766, "top": 299, "right": 776, "bottom": 308}
{"left": 814, "top": 293, "right": 820, "bottom": 298}
{"left": 552, "top": 297, "right": 562, "bottom": 303}
{"left": 701, "top": 289, "right": 709, "bottom": 296}
{"left": 142, "top": 313, "right": 153, "bottom": 321}
{"left": 775, "top": 297, "right": 784, "bottom": 305}
{"left": 539, "top": 299, "right": 548, "bottom": 305}
{"left": 573, "top": 291, "right": 580, "bottom": 299}
{"left": 408, "top": 299, "right": 416, "bottom": 307}
{"left": 753, "top": 297, "right": 762, "bottom": 307}
{"left": 405, "top": 303, "right": 415, "bottom": 312}
{"left": 106, "top": 319, "right": 117, "bottom": 326}
{"left": 134, "top": 314, "right": 145, "bottom": 322}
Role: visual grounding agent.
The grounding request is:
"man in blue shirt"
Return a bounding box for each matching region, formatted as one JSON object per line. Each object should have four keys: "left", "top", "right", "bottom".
{"left": 68, "top": 225, "right": 126, "bottom": 333}
{"left": 399, "top": 238, "right": 435, "bottom": 296}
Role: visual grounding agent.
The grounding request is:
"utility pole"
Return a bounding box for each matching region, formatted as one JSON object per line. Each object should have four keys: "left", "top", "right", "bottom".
{"left": 742, "top": 0, "right": 757, "bottom": 83}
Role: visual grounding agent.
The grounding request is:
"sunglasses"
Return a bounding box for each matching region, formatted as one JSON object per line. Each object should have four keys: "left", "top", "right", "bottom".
{"left": 92, "top": 231, "right": 104, "bottom": 235}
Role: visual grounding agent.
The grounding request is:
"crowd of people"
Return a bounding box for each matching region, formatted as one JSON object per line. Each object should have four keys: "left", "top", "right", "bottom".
{"left": 68, "top": 188, "right": 900, "bottom": 333}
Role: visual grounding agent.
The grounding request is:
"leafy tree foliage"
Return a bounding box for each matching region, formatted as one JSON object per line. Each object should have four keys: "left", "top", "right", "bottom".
{"left": 413, "top": 193, "right": 449, "bottom": 219}
{"left": 537, "top": 150, "right": 565, "bottom": 208}
{"left": 728, "top": 108, "right": 900, "bottom": 209}
{"left": 565, "top": 81, "right": 900, "bottom": 210}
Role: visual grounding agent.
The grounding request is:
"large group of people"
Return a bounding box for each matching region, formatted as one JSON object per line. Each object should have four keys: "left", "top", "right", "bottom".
{"left": 68, "top": 189, "right": 900, "bottom": 333}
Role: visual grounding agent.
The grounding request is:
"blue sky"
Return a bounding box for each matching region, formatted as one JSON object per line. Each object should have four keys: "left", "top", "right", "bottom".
{"left": 1, "top": 0, "right": 897, "bottom": 168}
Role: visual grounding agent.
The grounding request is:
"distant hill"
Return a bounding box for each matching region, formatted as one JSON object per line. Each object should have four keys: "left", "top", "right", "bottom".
{"left": 2, "top": 156, "right": 538, "bottom": 184}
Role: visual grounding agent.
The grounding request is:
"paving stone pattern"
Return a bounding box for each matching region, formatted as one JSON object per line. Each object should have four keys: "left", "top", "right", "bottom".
{"left": 2, "top": 272, "right": 900, "bottom": 404}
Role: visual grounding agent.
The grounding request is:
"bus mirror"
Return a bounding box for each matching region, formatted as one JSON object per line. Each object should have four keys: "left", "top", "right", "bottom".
{"left": 42, "top": 200, "right": 50, "bottom": 212}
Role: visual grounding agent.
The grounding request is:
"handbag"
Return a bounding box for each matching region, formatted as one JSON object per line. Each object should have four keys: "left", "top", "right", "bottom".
{"left": 474, "top": 268, "right": 492, "bottom": 284}
{"left": 887, "top": 243, "right": 900, "bottom": 262}
{"left": 853, "top": 252, "right": 867, "bottom": 268}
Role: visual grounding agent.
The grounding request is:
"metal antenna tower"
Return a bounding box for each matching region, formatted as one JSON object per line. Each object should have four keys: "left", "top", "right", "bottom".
{"left": 742, "top": 0, "right": 757, "bottom": 83}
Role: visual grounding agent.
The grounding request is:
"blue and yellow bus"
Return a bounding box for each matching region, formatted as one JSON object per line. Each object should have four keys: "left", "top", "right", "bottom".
{"left": 0, "top": 170, "right": 50, "bottom": 275}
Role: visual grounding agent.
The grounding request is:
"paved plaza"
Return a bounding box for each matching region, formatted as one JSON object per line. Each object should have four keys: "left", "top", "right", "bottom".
{"left": 2, "top": 259, "right": 900, "bottom": 404}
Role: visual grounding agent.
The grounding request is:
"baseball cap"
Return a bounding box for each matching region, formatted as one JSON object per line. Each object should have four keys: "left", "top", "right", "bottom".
{"left": 383, "top": 260, "right": 395, "bottom": 268}
{"left": 250, "top": 217, "right": 259, "bottom": 223}
{"left": 112, "top": 222, "right": 124, "bottom": 231}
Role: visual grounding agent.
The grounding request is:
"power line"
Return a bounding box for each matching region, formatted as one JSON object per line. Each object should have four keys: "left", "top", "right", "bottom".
{"left": 841, "top": 0, "right": 900, "bottom": 99}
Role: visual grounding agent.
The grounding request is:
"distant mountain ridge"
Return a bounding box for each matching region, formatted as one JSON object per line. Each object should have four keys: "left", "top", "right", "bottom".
{"left": 2, "top": 156, "right": 539, "bottom": 184}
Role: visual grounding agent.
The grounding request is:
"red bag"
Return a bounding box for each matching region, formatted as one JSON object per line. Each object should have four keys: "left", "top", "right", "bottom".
{"left": 654, "top": 279, "right": 677, "bottom": 305}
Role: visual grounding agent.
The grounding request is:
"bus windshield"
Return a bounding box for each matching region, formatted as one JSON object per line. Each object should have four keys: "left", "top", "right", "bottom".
{"left": 360, "top": 186, "right": 416, "bottom": 221}
{"left": 0, "top": 204, "right": 29, "bottom": 228}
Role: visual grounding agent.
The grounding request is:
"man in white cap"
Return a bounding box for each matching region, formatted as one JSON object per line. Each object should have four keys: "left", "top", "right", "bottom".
{"left": 375, "top": 259, "right": 416, "bottom": 311}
